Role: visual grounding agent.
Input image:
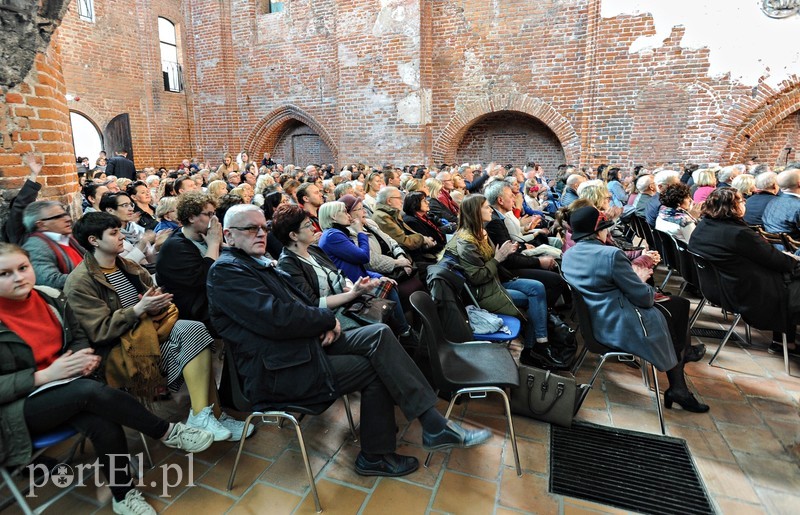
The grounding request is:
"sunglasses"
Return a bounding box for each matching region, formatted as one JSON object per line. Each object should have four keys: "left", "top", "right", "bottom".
{"left": 39, "top": 212, "right": 70, "bottom": 222}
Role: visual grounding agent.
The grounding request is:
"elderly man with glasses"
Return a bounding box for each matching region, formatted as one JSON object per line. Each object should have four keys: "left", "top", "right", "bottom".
{"left": 21, "top": 201, "right": 85, "bottom": 289}
{"left": 207, "top": 204, "right": 491, "bottom": 477}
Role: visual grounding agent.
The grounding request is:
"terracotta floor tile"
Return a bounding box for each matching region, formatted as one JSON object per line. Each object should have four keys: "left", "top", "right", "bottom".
{"left": 714, "top": 497, "right": 768, "bottom": 515}
{"left": 160, "top": 486, "right": 235, "bottom": 514}
{"left": 446, "top": 439, "right": 504, "bottom": 480}
{"left": 732, "top": 375, "right": 791, "bottom": 399}
{"left": 197, "top": 450, "right": 271, "bottom": 496}
{"left": 509, "top": 415, "right": 550, "bottom": 441}
{"left": 667, "top": 426, "right": 736, "bottom": 463}
{"left": 755, "top": 488, "right": 800, "bottom": 515}
{"left": 735, "top": 454, "right": 800, "bottom": 493}
{"left": 662, "top": 405, "right": 718, "bottom": 430}
{"left": 685, "top": 360, "right": 735, "bottom": 381}
{"left": 361, "top": 478, "right": 432, "bottom": 515}
{"left": 227, "top": 483, "right": 301, "bottom": 515}
{"left": 293, "top": 479, "right": 367, "bottom": 514}
{"left": 191, "top": 439, "right": 236, "bottom": 466}
{"left": 563, "top": 497, "right": 632, "bottom": 514}
{"left": 139, "top": 452, "right": 210, "bottom": 500}
{"left": 747, "top": 397, "right": 800, "bottom": 420}
{"left": 604, "top": 382, "right": 654, "bottom": 409}
{"left": 693, "top": 457, "right": 760, "bottom": 503}
{"left": 498, "top": 467, "right": 559, "bottom": 513}
{"left": 4, "top": 490, "right": 99, "bottom": 515}
{"left": 258, "top": 449, "right": 329, "bottom": 494}
{"left": 717, "top": 423, "right": 788, "bottom": 458}
{"left": 319, "top": 442, "right": 379, "bottom": 489}
{"left": 502, "top": 438, "right": 547, "bottom": 475}
{"left": 462, "top": 395, "right": 507, "bottom": 416}
{"left": 231, "top": 423, "right": 294, "bottom": 460}
{"left": 689, "top": 376, "right": 745, "bottom": 401}
{"left": 761, "top": 417, "right": 800, "bottom": 448}
{"left": 574, "top": 408, "right": 612, "bottom": 426}
{"left": 709, "top": 400, "right": 764, "bottom": 425}
{"left": 393, "top": 443, "right": 445, "bottom": 488}
{"left": 608, "top": 404, "right": 663, "bottom": 435}
{"left": 290, "top": 418, "right": 352, "bottom": 459}
{"left": 432, "top": 471, "right": 496, "bottom": 515}
{"left": 578, "top": 386, "right": 608, "bottom": 410}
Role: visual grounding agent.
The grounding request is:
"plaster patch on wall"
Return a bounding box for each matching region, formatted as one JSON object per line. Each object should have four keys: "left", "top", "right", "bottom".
{"left": 196, "top": 58, "right": 219, "bottom": 81}
{"left": 397, "top": 92, "right": 421, "bottom": 124}
{"left": 602, "top": 0, "right": 800, "bottom": 87}
{"left": 339, "top": 43, "right": 359, "bottom": 68}
{"left": 372, "top": 0, "right": 420, "bottom": 41}
{"left": 398, "top": 61, "right": 420, "bottom": 88}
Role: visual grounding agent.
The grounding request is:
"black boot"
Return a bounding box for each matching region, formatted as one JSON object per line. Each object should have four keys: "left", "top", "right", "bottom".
{"left": 663, "top": 389, "right": 709, "bottom": 413}
{"left": 520, "top": 347, "right": 570, "bottom": 371}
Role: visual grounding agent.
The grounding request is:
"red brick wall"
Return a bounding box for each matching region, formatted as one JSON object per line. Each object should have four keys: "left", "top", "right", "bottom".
{"left": 273, "top": 122, "right": 335, "bottom": 167}
{"left": 57, "top": 0, "right": 193, "bottom": 169}
{"left": 0, "top": 44, "right": 77, "bottom": 204}
{"left": 750, "top": 110, "right": 799, "bottom": 165}
{"left": 455, "top": 113, "right": 566, "bottom": 171}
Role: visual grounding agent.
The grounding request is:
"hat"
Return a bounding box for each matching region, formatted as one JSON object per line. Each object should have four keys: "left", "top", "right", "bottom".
{"left": 570, "top": 206, "right": 615, "bottom": 241}
{"left": 339, "top": 194, "right": 362, "bottom": 213}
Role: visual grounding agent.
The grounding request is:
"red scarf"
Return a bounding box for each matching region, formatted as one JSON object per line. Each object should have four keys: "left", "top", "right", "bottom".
{"left": 0, "top": 291, "right": 62, "bottom": 370}
{"left": 438, "top": 190, "right": 459, "bottom": 216}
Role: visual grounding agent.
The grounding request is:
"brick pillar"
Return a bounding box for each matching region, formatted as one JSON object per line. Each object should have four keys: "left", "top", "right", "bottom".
{"left": 0, "top": 38, "right": 78, "bottom": 233}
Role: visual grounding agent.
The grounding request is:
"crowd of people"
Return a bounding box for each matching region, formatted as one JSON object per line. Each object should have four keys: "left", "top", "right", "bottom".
{"left": 3, "top": 148, "right": 800, "bottom": 514}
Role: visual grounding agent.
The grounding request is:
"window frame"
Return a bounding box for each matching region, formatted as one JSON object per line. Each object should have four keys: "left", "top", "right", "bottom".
{"left": 77, "top": 0, "right": 95, "bottom": 22}
{"left": 158, "top": 17, "right": 183, "bottom": 93}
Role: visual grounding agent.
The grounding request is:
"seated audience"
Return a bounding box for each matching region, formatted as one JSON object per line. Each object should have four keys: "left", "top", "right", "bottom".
{"left": 82, "top": 181, "right": 109, "bottom": 213}
{"left": 21, "top": 201, "right": 85, "bottom": 289}
{"left": 0, "top": 243, "right": 214, "bottom": 515}
{"left": 561, "top": 174, "right": 586, "bottom": 208}
{"left": 402, "top": 192, "right": 447, "bottom": 256}
{"left": 372, "top": 187, "right": 437, "bottom": 263}
{"left": 427, "top": 178, "right": 458, "bottom": 225}
{"left": 744, "top": 171, "right": 780, "bottom": 226}
{"left": 207, "top": 205, "right": 491, "bottom": 477}
{"left": 156, "top": 193, "right": 222, "bottom": 330}
{"left": 646, "top": 170, "right": 681, "bottom": 227}
{"left": 296, "top": 182, "right": 324, "bottom": 233}
{"left": 318, "top": 202, "right": 413, "bottom": 338}
{"left": 692, "top": 169, "right": 717, "bottom": 204}
{"left": 65, "top": 212, "right": 250, "bottom": 441}
{"left": 563, "top": 206, "right": 708, "bottom": 412}
{"left": 127, "top": 181, "right": 158, "bottom": 231}
{"left": 100, "top": 192, "right": 156, "bottom": 264}
{"left": 762, "top": 168, "right": 800, "bottom": 240}
{"left": 434, "top": 172, "right": 460, "bottom": 223}
{"left": 690, "top": 187, "right": 800, "bottom": 353}
{"left": 445, "top": 194, "right": 567, "bottom": 369}
{"left": 153, "top": 196, "right": 180, "bottom": 233}
{"left": 632, "top": 174, "right": 655, "bottom": 218}
{"left": 731, "top": 173, "right": 756, "bottom": 199}
{"left": 362, "top": 171, "right": 385, "bottom": 216}
{"left": 656, "top": 183, "right": 697, "bottom": 243}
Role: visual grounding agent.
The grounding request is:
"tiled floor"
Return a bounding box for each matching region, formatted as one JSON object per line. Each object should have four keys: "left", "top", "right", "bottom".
{"left": 2, "top": 273, "right": 799, "bottom": 515}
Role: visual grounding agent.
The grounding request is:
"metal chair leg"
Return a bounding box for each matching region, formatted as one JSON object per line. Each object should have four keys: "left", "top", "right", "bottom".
{"left": 1, "top": 468, "right": 34, "bottom": 515}
{"left": 288, "top": 415, "right": 322, "bottom": 513}
{"left": 649, "top": 363, "right": 665, "bottom": 435}
{"left": 783, "top": 333, "right": 790, "bottom": 376}
{"left": 575, "top": 354, "right": 611, "bottom": 412}
{"left": 688, "top": 298, "right": 706, "bottom": 329}
{"left": 342, "top": 394, "right": 358, "bottom": 442}
{"left": 424, "top": 392, "right": 460, "bottom": 468}
{"left": 227, "top": 413, "right": 260, "bottom": 491}
{"left": 139, "top": 432, "right": 153, "bottom": 469}
{"left": 659, "top": 269, "right": 673, "bottom": 291}
{"left": 496, "top": 387, "right": 522, "bottom": 477}
{"left": 570, "top": 346, "right": 589, "bottom": 376}
{"left": 708, "top": 314, "right": 742, "bottom": 366}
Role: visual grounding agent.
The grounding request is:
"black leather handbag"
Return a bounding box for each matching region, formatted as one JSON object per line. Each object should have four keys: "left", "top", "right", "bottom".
{"left": 342, "top": 294, "right": 396, "bottom": 326}
{"left": 510, "top": 365, "right": 577, "bottom": 427}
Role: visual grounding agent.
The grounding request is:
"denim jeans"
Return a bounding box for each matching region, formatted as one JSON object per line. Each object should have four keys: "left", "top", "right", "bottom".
{"left": 502, "top": 278, "right": 548, "bottom": 348}
{"left": 386, "top": 286, "right": 411, "bottom": 334}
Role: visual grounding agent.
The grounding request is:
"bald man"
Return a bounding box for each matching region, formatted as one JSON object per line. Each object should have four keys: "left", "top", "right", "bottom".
{"left": 560, "top": 174, "right": 586, "bottom": 207}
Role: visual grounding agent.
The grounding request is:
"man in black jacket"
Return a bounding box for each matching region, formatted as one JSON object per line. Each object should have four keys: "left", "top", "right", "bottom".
{"left": 104, "top": 150, "right": 136, "bottom": 181}
{"left": 207, "top": 205, "right": 491, "bottom": 477}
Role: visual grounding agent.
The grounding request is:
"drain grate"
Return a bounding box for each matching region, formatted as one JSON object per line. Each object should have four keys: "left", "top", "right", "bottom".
{"left": 691, "top": 327, "right": 748, "bottom": 344}
{"left": 550, "top": 422, "right": 715, "bottom": 515}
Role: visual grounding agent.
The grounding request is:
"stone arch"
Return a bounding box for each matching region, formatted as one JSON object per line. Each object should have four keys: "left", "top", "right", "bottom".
{"left": 432, "top": 94, "right": 580, "bottom": 165}
{"left": 243, "top": 105, "right": 338, "bottom": 164}
{"left": 724, "top": 79, "right": 800, "bottom": 164}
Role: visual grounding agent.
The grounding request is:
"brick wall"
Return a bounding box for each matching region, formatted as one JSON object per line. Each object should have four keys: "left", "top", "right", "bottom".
{"left": 750, "top": 110, "right": 799, "bottom": 166}
{"left": 273, "top": 122, "right": 335, "bottom": 166}
{"left": 0, "top": 44, "right": 78, "bottom": 228}
{"left": 57, "top": 0, "right": 193, "bottom": 169}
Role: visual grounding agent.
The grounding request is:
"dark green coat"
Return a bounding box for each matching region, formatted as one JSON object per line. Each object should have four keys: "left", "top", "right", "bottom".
{"left": 0, "top": 287, "right": 89, "bottom": 467}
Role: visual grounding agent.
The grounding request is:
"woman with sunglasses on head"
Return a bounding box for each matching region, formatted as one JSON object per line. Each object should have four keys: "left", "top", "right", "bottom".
{"left": 0, "top": 243, "right": 214, "bottom": 515}
{"left": 99, "top": 192, "right": 156, "bottom": 265}
{"left": 562, "top": 205, "right": 708, "bottom": 412}
{"left": 64, "top": 212, "right": 252, "bottom": 444}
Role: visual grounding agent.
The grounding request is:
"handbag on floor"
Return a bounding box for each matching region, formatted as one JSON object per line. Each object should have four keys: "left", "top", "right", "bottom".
{"left": 510, "top": 364, "right": 577, "bottom": 427}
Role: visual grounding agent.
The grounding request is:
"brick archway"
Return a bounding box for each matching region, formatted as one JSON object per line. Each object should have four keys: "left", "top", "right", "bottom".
{"left": 244, "top": 105, "right": 338, "bottom": 164}
{"left": 432, "top": 94, "right": 580, "bottom": 165}
{"left": 724, "top": 80, "right": 800, "bottom": 164}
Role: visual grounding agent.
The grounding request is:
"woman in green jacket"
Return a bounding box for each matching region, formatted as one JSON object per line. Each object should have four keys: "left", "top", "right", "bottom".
{"left": 0, "top": 243, "right": 213, "bottom": 515}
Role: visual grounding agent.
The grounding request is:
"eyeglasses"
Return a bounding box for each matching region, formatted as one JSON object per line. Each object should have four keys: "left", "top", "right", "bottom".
{"left": 39, "top": 212, "right": 70, "bottom": 222}
{"left": 199, "top": 211, "right": 216, "bottom": 218}
{"left": 388, "top": 196, "right": 402, "bottom": 201}
{"left": 299, "top": 221, "right": 314, "bottom": 230}
{"left": 117, "top": 202, "right": 133, "bottom": 208}
{"left": 229, "top": 222, "right": 271, "bottom": 235}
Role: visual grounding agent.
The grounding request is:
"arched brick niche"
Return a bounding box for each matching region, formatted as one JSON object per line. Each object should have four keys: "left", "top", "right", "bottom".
{"left": 432, "top": 94, "right": 580, "bottom": 166}
{"left": 243, "top": 105, "right": 338, "bottom": 166}
{"left": 454, "top": 112, "right": 565, "bottom": 171}
{"left": 724, "top": 80, "right": 800, "bottom": 164}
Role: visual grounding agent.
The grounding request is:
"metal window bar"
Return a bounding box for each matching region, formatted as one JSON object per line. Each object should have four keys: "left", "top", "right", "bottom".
{"left": 78, "top": 0, "right": 94, "bottom": 22}
{"left": 161, "top": 61, "right": 183, "bottom": 92}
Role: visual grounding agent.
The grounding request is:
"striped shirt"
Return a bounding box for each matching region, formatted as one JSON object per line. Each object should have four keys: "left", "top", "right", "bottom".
{"left": 103, "top": 269, "right": 140, "bottom": 308}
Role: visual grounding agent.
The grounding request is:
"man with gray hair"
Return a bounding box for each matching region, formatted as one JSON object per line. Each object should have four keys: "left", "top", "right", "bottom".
{"left": 762, "top": 168, "right": 800, "bottom": 239}
{"left": 21, "top": 201, "right": 86, "bottom": 289}
{"left": 744, "top": 171, "right": 780, "bottom": 226}
{"left": 646, "top": 170, "right": 681, "bottom": 227}
{"left": 372, "top": 187, "right": 436, "bottom": 261}
{"left": 717, "top": 166, "right": 742, "bottom": 189}
{"left": 561, "top": 174, "right": 586, "bottom": 207}
{"left": 633, "top": 174, "right": 656, "bottom": 218}
{"left": 207, "top": 204, "right": 491, "bottom": 478}
{"left": 334, "top": 181, "right": 354, "bottom": 200}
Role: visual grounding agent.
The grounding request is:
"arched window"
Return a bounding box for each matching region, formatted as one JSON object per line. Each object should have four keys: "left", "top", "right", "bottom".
{"left": 69, "top": 112, "right": 103, "bottom": 163}
{"left": 158, "top": 17, "right": 183, "bottom": 92}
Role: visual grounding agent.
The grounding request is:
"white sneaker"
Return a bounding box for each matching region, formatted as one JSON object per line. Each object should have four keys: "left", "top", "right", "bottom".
{"left": 162, "top": 422, "right": 214, "bottom": 452}
{"left": 186, "top": 405, "right": 231, "bottom": 442}
{"left": 219, "top": 412, "right": 256, "bottom": 441}
{"left": 112, "top": 489, "right": 156, "bottom": 515}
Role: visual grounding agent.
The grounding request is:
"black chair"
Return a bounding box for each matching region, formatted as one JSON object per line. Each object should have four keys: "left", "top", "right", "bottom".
{"left": 667, "top": 234, "right": 700, "bottom": 298}
{"left": 220, "top": 344, "right": 357, "bottom": 512}
{"left": 568, "top": 287, "right": 665, "bottom": 435}
{"left": 653, "top": 230, "right": 679, "bottom": 290}
{"left": 690, "top": 252, "right": 792, "bottom": 374}
{"left": 409, "top": 291, "right": 522, "bottom": 476}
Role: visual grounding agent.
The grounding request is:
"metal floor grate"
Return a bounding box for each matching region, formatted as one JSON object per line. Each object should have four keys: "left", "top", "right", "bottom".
{"left": 690, "top": 327, "right": 748, "bottom": 344}
{"left": 550, "top": 422, "right": 715, "bottom": 515}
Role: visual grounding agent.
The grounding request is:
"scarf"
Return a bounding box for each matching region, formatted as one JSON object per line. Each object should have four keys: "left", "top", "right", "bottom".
{"left": 415, "top": 213, "right": 445, "bottom": 243}
{"left": 457, "top": 229, "right": 495, "bottom": 262}
{"left": 438, "top": 189, "right": 460, "bottom": 216}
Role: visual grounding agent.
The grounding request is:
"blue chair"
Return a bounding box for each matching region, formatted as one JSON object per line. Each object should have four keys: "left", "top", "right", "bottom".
{"left": 1, "top": 428, "right": 81, "bottom": 515}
